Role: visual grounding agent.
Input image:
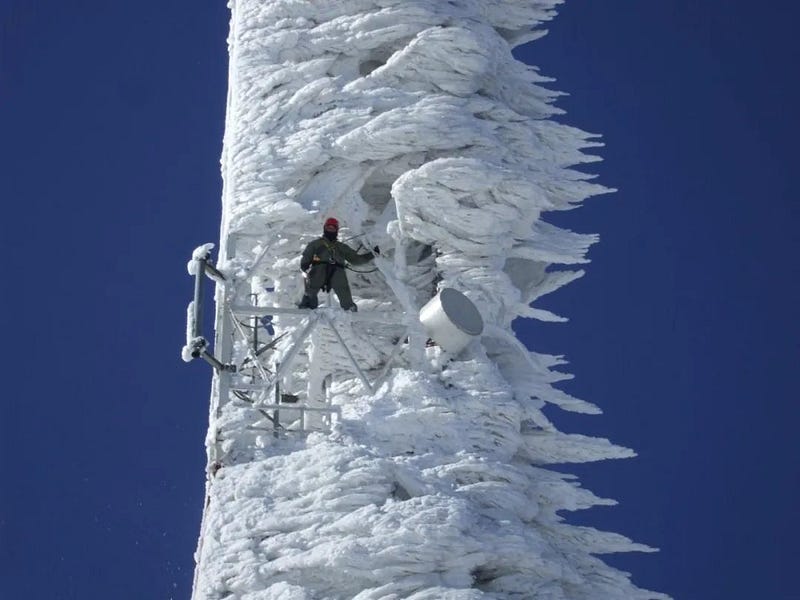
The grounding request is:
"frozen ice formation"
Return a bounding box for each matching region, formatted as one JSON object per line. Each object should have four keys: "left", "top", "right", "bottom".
{"left": 191, "top": 1, "right": 667, "bottom": 599}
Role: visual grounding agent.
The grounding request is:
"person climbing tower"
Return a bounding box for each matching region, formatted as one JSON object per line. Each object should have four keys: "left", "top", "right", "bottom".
{"left": 297, "top": 217, "right": 378, "bottom": 311}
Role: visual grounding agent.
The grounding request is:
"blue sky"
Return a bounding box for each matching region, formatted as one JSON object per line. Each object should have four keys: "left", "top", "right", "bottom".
{"left": 1, "top": 2, "right": 797, "bottom": 599}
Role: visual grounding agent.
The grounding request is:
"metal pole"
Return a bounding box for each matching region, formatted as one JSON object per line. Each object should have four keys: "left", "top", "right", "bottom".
{"left": 373, "top": 327, "right": 409, "bottom": 390}
{"left": 325, "top": 315, "right": 374, "bottom": 394}
{"left": 201, "top": 350, "right": 235, "bottom": 372}
{"left": 274, "top": 362, "right": 280, "bottom": 438}
{"left": 228, "top": 308, "right": 270, "bottom": 381}
{"left": 271, "top": 316, "right": 319, "bottom": 382}
{"left": 230, "top": 305, "right": 403, "bottom": 322}
{"left": 193, "top": 259, "right": 205, "bottom": 339}
{"left": 203, "top": 261, "right": 226, "bottom": 282}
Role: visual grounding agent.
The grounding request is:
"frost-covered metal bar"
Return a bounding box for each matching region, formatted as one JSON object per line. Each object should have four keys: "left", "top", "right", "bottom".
{"left": 323, "top": 315, "right": 373, "bottom": 393}
{"left": 199, "top": 351, "right": 234, "bottom": 373}
{"left": 244, "top": 404, "right": 341, "bottom": 431}
{"left": 230, "top": 304, "right": 403, "bottom": 322}
{"left": 373, "top": 326, "right": 410, "bottom": 389}
{"left": 192, "top": 260, "right": 204, "bottom": 340}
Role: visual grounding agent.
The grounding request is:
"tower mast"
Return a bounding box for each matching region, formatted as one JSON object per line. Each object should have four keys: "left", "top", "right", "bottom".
{"left": 186, "top": 2, "right": 667, "bottom": 598}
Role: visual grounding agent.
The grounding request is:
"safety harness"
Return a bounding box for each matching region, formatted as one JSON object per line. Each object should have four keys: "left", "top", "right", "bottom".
{"left": 318, "top": 239, "right": 344, "bottom": 292}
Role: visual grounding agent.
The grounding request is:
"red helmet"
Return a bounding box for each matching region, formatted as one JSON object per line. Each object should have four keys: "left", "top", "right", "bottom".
{"left": 323, "top": 217, "right": 339, "bottom": 231}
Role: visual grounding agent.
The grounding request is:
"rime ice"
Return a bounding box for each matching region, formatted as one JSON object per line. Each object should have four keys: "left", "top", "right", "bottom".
{"left": 190, "top": 1, "right": 668, "bottom": 599}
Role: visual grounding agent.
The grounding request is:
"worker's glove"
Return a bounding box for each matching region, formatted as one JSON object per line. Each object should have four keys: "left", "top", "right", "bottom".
{"left": 373, "top": 245, "right": 380, "bottom": 255}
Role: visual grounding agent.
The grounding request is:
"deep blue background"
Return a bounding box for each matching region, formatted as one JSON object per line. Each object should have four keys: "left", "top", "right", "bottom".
{"left": 1, "top": 2, "right": 797, "bottom": 599}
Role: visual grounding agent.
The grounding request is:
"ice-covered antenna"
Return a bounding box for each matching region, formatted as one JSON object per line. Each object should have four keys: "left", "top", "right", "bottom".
{"left": 181, "top": 243, "right": 236, "bottom": 372}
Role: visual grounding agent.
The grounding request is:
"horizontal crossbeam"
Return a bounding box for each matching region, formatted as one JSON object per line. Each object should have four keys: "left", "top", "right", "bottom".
{"left": 230, "top": 305, "right": 404, "bottom": 323}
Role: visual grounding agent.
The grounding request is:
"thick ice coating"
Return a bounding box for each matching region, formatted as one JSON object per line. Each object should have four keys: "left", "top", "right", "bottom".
{"left": 191, "top": 2, "right": 667, "bottom": 599}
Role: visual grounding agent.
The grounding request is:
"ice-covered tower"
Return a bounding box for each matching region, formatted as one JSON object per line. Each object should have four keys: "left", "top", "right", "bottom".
{"left": 186, "top": 1, "right": 667, "bottom": 598}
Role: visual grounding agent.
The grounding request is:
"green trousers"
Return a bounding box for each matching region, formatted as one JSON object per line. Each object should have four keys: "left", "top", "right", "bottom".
{"left": 302, "top": 263, "right": 355, "bottom": 310}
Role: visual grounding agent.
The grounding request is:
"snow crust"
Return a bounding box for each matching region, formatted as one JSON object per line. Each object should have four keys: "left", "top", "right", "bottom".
{"left": 192, "top": 1, "right": 667, "bottom": 598}
{"left": 189, "top": 243, "right": 216, "bottom": 275}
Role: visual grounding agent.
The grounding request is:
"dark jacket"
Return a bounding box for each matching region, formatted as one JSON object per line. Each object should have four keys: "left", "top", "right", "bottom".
{"left": 300, "top": 238, "right": 374, "bottom": 272}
